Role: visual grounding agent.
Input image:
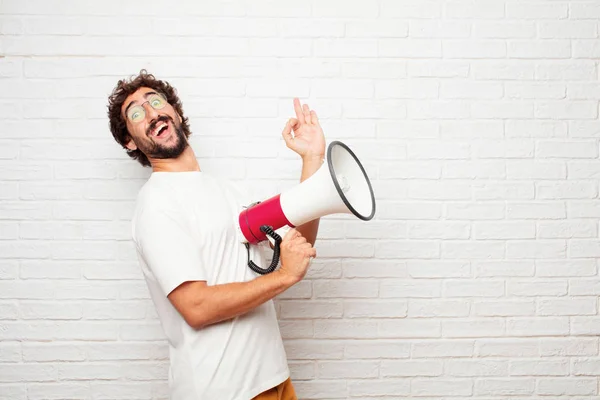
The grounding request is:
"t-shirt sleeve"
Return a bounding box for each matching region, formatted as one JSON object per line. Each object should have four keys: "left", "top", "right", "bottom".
{"left": 134, "top": 207, "right": 206, "bottom": 297}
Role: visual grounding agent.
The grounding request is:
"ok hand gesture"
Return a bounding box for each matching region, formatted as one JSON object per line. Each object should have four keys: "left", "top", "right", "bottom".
{"left": 281, "top": 98, "right": 326, "bottom": 162}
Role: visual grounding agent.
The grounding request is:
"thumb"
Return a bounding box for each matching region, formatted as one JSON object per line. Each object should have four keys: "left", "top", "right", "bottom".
{"left": 283, "top": 227, "right": 299, "bottom": 242}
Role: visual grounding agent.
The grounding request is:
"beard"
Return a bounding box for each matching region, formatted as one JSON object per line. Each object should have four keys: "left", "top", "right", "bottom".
{"left": 134, "top": 115, "right": 188, "bottom": 160}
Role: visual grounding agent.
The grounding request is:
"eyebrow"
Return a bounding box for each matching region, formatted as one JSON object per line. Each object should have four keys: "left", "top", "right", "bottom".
{"left": 124, "top": 91, "right": 159, "bottom": 117}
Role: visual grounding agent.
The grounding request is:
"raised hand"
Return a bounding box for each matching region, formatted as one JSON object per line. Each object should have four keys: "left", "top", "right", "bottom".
{"left": 281, "top": 98, "right": 326, "bottom": 161}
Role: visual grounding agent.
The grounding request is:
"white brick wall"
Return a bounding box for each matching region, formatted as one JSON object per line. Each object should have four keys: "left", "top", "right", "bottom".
{"left": 1, "top": 0, "right": 599, "bottom": 399}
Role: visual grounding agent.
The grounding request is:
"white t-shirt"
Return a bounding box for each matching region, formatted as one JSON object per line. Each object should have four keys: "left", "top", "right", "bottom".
{"left": 131, "top": 171, "right": 289, "bottom": 400}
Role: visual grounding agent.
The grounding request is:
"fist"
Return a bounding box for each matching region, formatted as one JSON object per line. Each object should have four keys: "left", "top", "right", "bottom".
{"left": 278, "top": 228, "right": 317, "bottom": 284}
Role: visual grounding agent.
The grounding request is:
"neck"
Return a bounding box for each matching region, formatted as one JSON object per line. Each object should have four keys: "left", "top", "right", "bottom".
{"left": 150, "top": 146, "right": 201, "bottom": 173}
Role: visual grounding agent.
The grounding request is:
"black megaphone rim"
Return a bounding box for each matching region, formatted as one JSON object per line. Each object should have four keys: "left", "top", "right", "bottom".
{"left": 327, "top": 140, "right": 376, "bottom": 221}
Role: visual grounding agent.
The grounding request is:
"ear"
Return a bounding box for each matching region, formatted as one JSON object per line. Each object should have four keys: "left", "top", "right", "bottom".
{"left": 125, "top": 138, "right": 137, "bottom": 151}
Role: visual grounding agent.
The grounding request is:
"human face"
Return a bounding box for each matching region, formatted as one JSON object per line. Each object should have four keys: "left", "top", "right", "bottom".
{"left": 121, "top": 87, "right": 187, "bottom": 160}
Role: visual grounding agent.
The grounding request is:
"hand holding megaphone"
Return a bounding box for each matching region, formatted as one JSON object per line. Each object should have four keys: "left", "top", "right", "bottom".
{"left": 277, "top": 228, "right": 317, "bottom": 284}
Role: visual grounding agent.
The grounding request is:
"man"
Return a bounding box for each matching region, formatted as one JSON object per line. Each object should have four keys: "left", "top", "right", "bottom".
{"left": 107, "top": 70, "right": 324, "bottom": 400}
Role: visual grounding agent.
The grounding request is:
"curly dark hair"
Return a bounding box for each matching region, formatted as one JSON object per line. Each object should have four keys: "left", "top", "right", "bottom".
{"left": 107, "top": 70, "right": 191, "bottom": 167}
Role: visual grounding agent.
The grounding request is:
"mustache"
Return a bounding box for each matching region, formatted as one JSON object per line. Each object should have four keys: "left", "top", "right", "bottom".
{"left": 147, "top": 115, "right": 173, "bottom": 136}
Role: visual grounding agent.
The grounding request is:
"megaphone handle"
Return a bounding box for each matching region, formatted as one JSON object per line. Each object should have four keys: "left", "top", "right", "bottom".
{"left": 245, "top": 225, "right": 282, "bottom": 275}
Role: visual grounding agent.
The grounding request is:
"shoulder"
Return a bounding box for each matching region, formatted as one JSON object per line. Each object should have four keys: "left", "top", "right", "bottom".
{"left": 131, "top": 178, "right": 176, "bottom": 240}
{"left": 134, "top": 178, "right": 171, "bottom": 216}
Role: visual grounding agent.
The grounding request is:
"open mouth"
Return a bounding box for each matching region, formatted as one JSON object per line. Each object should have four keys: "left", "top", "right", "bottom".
{"left": 151, "top": 121, "right": 170, "bottom": 138}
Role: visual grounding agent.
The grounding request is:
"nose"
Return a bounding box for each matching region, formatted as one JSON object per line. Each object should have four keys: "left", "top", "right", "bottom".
{"left": 143, "top": 101, "right": 159, "bottom": 121}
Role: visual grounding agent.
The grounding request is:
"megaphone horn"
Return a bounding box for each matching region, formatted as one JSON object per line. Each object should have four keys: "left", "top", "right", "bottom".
{"left": 239, "top": 141, "right": 376, "bottom": 274}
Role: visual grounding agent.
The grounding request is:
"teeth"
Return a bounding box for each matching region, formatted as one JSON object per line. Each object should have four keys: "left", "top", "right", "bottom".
{"left": 153, "top": 122, "right": 167, "bottom": 137}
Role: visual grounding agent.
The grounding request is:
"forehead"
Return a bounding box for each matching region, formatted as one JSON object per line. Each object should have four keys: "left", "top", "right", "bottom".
{"left": 121, "top": 87, "right": 157, "bottom": 112}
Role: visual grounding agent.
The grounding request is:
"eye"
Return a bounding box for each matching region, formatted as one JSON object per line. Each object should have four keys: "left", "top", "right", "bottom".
{"left": 151, "top": 96, "right": 165, "bottom": 109}
{"left": 129, "top": 107, "right": 144, "bottom": 122}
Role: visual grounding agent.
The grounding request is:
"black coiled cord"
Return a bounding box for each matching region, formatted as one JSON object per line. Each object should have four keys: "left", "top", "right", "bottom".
{"left": 245, "top": 225, "right": 282, "bottom": 275}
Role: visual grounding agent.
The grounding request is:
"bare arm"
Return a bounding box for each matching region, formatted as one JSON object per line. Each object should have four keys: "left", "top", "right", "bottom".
{"left": 295, "top": 156, "right": 322, "bottom": 246}
{"left": 168, "top": 270, "right": 293, "bottom": 329}
{"left": 168, "top": 228, "right": 316, "bottom": 330}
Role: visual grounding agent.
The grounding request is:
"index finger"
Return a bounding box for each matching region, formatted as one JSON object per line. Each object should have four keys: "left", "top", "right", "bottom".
{"left": 293, "top": 98, "right": 305, "bottom": 124}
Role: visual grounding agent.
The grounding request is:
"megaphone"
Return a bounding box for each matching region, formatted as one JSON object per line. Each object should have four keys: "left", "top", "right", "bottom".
{"left": 239, "top": 140, "right": 376, "bottom": 274}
